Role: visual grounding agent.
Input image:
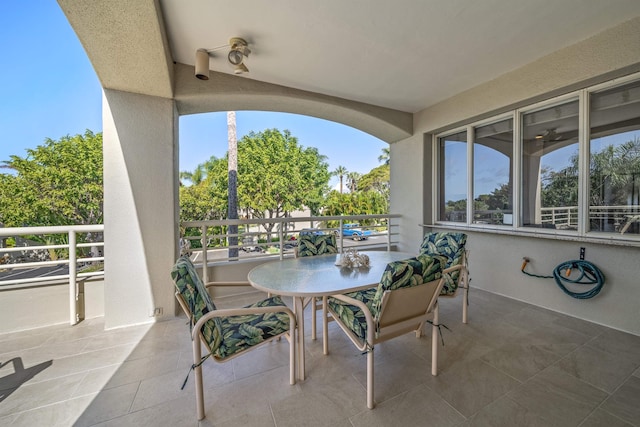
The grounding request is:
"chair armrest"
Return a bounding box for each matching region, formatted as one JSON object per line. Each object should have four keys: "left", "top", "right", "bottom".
{"left": 443, "top": 264, "right": 463, "bottom": 275}
{"left": 192, "top": 305, "right": 296, "bottom": 340}
{"left": 328, "top": 293, "right": 376, "bottom": 347}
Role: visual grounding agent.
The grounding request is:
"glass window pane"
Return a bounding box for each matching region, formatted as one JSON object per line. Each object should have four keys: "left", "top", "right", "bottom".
{"left": 521, "top": 100, "right": 579, "bottom": 230}
{"left": 439, "top": 130, "right": 467, "bottom": 222}
{"left": 473, "top": 118, "right": 513, "bottom": 225}
{"left": 589, "top": 81, "right": 640, "bottom": 235}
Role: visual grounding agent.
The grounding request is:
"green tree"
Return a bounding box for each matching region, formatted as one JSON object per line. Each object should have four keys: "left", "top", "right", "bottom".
{"left": 323, "top": 190, "right": 388, "bottom": 220}
{"left": 333, "top": 165, "right": 348, "bottom": 193}
{"left": 210, "top": 129, "right": 331, "bottom": 238}
{"left": 0, "top": 131, "right": 103, "bottom": 228}
{"left": 359, "top": 164, "right": 390, "bottom": 200}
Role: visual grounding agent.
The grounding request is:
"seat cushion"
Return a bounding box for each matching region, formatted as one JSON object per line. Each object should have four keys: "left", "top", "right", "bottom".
{"left": 216, "top": 296, "right": 292, "bottom": 359}
{"left": 327, "top": 288, "right": 377, "bottom": 343}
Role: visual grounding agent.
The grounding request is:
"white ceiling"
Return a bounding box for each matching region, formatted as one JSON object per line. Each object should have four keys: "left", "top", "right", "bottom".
{"left": 159, "top": 0, "right": 640, "bottom": 113}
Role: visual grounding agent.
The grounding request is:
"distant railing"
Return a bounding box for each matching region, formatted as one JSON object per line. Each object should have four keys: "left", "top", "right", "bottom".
{"left": 455, "top": 205, "right": 639, "bottom": 234}
{"left": 540, "top": 206, "right": 578, "bottom": 229}
{"left": 0, "top": 225, "right": 104, "bottom": 325}
{"left": 181, "top": 214, "right": 401, "bottom": 286}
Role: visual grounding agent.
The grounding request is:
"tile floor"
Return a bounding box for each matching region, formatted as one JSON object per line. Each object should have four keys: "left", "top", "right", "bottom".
{"left": 1, "top": 289, "right": 639, "bottom": 427}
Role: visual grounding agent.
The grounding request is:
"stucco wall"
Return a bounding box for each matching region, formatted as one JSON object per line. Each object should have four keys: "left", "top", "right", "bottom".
{"left": 393, "top": 17, "right": 640, "bottom": 335}
{"left": 103, "top": 89, "right": 179, "bottom": 329}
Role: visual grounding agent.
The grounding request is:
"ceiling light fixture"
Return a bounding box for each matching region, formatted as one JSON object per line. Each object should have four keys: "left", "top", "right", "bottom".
{"left": 227, "top": 37, "right": 250, "bottom": 73}
{"left": 195, "top": 37, "right": 251, "bottom": 79}
{"left": 195, "top": 48, "right": 211, "bottom": 80}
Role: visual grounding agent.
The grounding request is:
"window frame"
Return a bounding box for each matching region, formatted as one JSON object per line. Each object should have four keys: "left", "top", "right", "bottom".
{"left": 432, "top": 72, "right": 640, "bottom": 246}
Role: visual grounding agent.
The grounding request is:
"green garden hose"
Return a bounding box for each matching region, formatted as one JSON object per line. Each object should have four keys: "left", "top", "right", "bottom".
{"left": 521, "top": 258, "right": 605, "bottom": 299}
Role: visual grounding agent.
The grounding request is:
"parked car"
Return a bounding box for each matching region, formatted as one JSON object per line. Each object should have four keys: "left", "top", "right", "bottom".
{"left": 300, "top": 228, "right": 325, "bottom": 236}
{"left": 342, "top": 223, "right": 372, "bottom": 241}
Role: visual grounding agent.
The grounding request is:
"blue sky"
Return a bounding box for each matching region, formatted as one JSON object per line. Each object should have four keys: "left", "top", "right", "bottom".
{"left": 0, "top": 2, "right": 386, "bottom": 188}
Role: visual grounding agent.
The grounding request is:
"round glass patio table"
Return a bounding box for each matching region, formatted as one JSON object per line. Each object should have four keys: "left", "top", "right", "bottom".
{"left": 248, "top": 251, "right": 415, "bottom": 380}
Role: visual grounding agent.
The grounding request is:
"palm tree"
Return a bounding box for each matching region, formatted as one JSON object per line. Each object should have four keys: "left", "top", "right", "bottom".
{"left": 179, "top": 164, "right": 205, "bottom": 185}
{"left": 378, "top": 146, "right": 390, "bottom": 165}
{"left": 333, "top": 165, "right": 348, "bottom": 193}
{"left": 227, "top": 111, "right": 239, "bottom": 258}
{"left": 347, "top": 171, "right": 361, "bottom": 193}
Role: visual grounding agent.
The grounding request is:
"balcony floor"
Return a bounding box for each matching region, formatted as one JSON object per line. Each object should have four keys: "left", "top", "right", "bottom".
{"left": 1, "top": 289, "right": 639, "bottom": 426}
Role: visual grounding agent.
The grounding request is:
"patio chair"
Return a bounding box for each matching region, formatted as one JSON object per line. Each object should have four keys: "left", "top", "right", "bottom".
{"left": 326, "top": 254, "right": 445, "bottom": 408}
{"left": 295, "top": 232, "right": 338, "bottom": 341}
{"left": 419, "top": 232, "right": 469, "bottom": 323}
{"left": 171, "top": 256, "right": 296, "bottom": 421}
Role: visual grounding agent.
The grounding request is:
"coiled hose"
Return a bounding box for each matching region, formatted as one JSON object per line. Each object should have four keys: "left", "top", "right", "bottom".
{"left": 521, "top": 259, "right": 605, "bottom": 299}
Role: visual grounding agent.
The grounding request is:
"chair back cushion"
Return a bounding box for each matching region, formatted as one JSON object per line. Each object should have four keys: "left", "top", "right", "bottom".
{"left": 419, "top": 232, "right": 467, "bottom": 295}
{"left": 371, "top": 254, "right": 444, "bottom": 318}
{"left": 171, "top": 256, "right": 223, "bottom": 353}
{"left": 297, "top": 233, "right": 338, "bottom": 257}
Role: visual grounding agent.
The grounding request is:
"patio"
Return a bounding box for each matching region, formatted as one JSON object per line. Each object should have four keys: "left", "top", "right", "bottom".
{"left": 1, "top": 288, "right": 639, "bottom": 427}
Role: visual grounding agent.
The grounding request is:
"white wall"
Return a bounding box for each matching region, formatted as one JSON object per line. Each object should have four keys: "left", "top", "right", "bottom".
{"left": 102, "top": 89, "right": 179, "bottom": 329}
{"left": 460, "top": 232, "right": 639, "bottom": 334}
{"left": 392, "top": 17, "right": 640, "bottom": 335}
{"left": 390, "top": 133, "right": 428, "bottom": 253}
{"left": 0, "top": 281, "right": 104, "bottom": 333}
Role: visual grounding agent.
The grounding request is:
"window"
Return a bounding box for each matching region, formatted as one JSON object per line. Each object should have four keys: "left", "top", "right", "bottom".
{"left": 434, "top": 73, "right": 640, "bottom": 243}
{"left": 438, "top": 130, "right": 467, "bottom": 222}
{"left": 589, "top": 81, "right": 640, "bottom": 235}
{"left": 473, "top": 118, "right": 513, "bottom": 225}
{"left": 521, "top": 99, "right": 579, "bottom": 230}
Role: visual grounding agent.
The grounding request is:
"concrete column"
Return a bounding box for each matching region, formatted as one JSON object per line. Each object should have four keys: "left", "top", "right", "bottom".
{"left": 390, "top": 134, "right": 426, "bottom": 253}
{"left": 102, "top": 89, "right": 179, "bottom": 329}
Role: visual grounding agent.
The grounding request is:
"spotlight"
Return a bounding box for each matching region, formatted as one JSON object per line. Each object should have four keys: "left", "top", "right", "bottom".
{"left": 227, "top": 37, "right": 250, "bottom": 68}
{"left": 195, "top": 48, "right": 210, "bottom": 80}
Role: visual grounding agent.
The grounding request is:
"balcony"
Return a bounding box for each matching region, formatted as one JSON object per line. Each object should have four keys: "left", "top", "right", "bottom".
{"left": 1, "top": 288, "right": 639, "bottom": 426}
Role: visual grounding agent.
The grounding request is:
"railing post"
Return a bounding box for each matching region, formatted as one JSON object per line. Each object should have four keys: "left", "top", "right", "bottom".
{"left": 338, "top": 218, "right": 344, "bottom": 253}
{"left": 201, "top": 225, "right": 208, "bottom": 285}
{"left": 69, "top": 230, "right": 78, "bottom": 325}
{"left": 278, "top": 225, "right": 284, "bottom": 260}
{"left": 387, "top": 216, "right": 391, "bottom": 251}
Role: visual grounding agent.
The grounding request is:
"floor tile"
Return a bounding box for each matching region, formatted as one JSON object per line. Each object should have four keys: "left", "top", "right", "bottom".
{"left": 467, "top": 396, "right": 554, "bottom": 427}
{"left": 9, "top": 394, "right": 96, "bottom": 427}
{"left": 588, "top": 329, "right": 640, "bottom": 362}
{"left": 350, "top": 383, "right": 465, "bottom": 427}
{"left": 73, "top": 381, "right": 140, "bottom": 427}
{"left": 556, "top": 344, "right": 639, "bottom": 393}
{"left": 579, "top": 408, "right": 634, "bottom": 427}
{"left": 507, "top": 366, "right": 607, "bottom": 426}
{"left": 0, "top": 372, "right": 85, "bottom": 417}
{"left": 600, "top": 376, "right": 640, "bottom": 426}
{"left": 480, "top": 342, "right": 560, "bottom": 382}
{"left": 427, "top": 358, "right": 520, "bottom": 417}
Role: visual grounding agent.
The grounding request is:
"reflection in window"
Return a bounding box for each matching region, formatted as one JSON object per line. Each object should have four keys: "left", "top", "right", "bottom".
{"left": 589, "top": 81, "right": 640, "bottom": 235}
{"left": 439, "top": 130, "right": 467, "bottom": 222}
{"left": 522, "top": 100, "right": 579, "bottom": 230}
{"left": 473, "top": 119, "right": 513, "bottom": 225}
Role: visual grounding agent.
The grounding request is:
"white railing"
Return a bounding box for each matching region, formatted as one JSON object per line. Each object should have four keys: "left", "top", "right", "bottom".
{"left": 0, "top": 216, "right": 398, "bottom": 325}
{"left": 181, "top": 214, "right": 401, "bottom": 286}
{"left": 0, "top": 225, "right": 104, "bottom": 325}
{"left": 541, "top": 205, "right": 640, "bottom": 233}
